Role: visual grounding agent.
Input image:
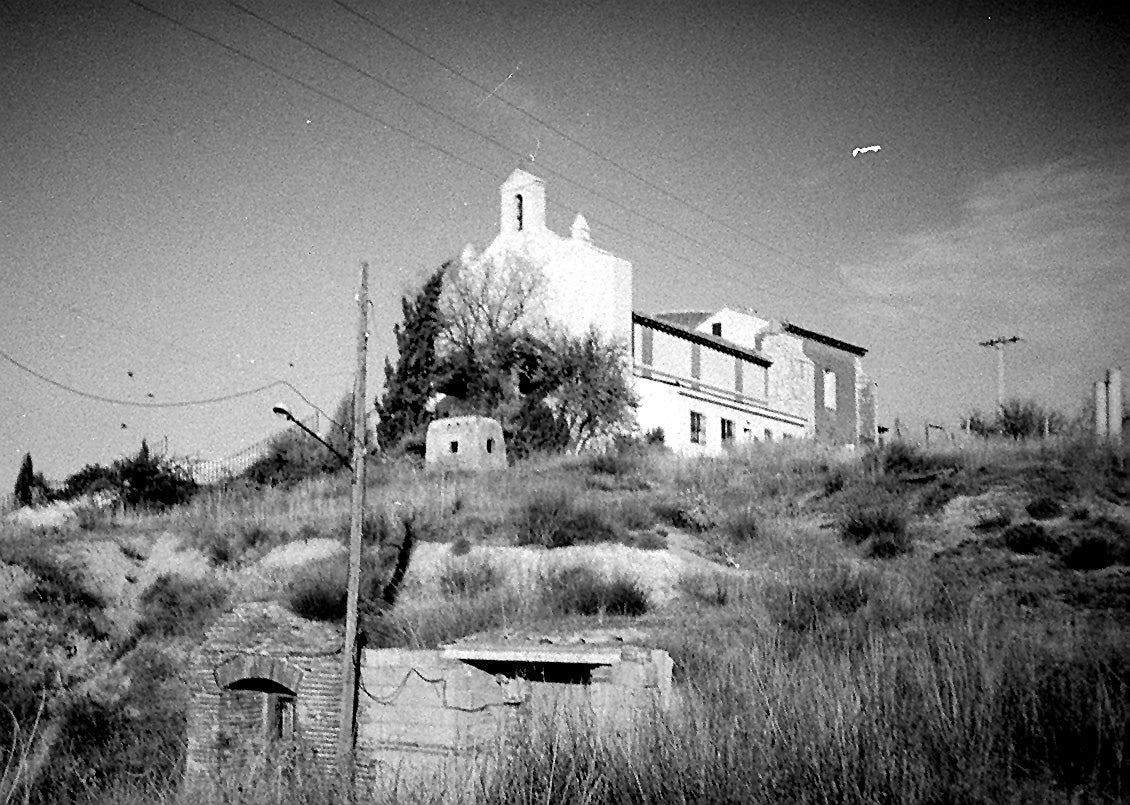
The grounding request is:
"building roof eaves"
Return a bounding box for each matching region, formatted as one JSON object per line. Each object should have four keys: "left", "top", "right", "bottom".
{"left": 782, "top": 322, "right": 868, "bottom": 356}
{"left": 633, "top": 311, "right": 771, "bottom": 366}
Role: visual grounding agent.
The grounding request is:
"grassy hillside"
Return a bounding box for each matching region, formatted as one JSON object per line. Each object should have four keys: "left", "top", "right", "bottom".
{"left": 2, "top": 437, "right": 1127, "bottom": 803}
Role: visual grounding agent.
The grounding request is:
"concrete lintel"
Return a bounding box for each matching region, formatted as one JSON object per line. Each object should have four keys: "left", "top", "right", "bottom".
{"left": 442, "top": 645, "right": 624, "bottom": 665}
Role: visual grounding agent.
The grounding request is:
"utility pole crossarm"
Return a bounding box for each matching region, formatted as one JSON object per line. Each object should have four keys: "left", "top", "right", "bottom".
{"left": 978, "top": 336, "right": 1023, "bottom": 409}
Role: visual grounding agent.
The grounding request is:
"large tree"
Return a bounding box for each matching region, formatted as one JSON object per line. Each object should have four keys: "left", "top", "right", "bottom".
{"left": 375, "top": 263, "right": 447, "bottom": 451}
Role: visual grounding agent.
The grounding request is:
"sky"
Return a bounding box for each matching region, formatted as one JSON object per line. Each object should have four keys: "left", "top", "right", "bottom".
{"left": 2, "top": 0, "right": 1128, "bottom": 487}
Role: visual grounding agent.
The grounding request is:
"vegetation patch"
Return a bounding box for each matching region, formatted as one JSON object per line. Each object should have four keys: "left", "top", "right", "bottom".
{"left": 438, "top": 554, "right": 505, "bottom": 597}
{"left": 840, "top": 501, "right": 911, "bottom": 556}
{"left": 518, "top": 489, "right": 622, "bottom": 548}
{"left": 1025, "top": 495, "right": 1064, "bottom": 520}
{"left": 1062, "top": 531, "right": 1128, "bottom": 570}
{"left": 1002, "top": 521, "right": 1059, "bottom": 555}
{"left": 542, "top": 565, "right": 649, "bottom": 616}
{"left": 137, "top": 574, "right": 228, "bottom": 638}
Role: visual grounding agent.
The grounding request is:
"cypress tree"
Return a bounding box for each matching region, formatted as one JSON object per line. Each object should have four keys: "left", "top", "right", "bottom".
{"left": 14, "top": 452, "right": 34, "bottom": 507}
{"left": 375, "top": 263, "right": 447, "bottom": 450}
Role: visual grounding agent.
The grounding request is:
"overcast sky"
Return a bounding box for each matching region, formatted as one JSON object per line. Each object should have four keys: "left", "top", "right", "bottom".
{"left": 2, "top": 0, "right": 1127, "bottom": 486}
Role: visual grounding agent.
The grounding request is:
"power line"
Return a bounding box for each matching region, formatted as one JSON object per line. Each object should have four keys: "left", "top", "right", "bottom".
{"left": 0, "top": 346, "right": 285, "bottom": 408}
{"left": 124, "top": 0, "right": 960, "bottom": 339}
{"left": 329, "top": 0, "right": 820, "bottom": 275}
{"left": 216, "top": 0, "right": 840, "bottom": 313}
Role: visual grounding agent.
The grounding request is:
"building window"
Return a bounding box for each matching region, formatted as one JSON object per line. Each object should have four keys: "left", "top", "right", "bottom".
{"left": 823, "top": 369, "right": 837, "bottom": 409}
{"left": 516, "top": 193, "right": 524, "bottom": 230}
{"left": 712, "top": 322, "right": 722, "bottom": 337}
{"left": 721, "top": 418, "right": 735, "bottom": 444}
{"left": 449, "top": 440, "right": 459, "bottom": 453}
{"left": 690, "top": 411, "right": 705, "bottom": 444}
{"left": 486, "top": 438, "right": 494, "bottom": 454}
{"left": 764, "top": 428, "right": 773, "bottom": 441}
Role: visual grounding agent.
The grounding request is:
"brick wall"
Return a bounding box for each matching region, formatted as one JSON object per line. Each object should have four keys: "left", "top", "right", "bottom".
{"left": 185, "top": 603, "right": 344, "bottom": 792}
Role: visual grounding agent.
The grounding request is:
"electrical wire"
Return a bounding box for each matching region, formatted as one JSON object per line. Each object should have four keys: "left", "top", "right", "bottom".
{"left": 0, "top": 346, "right": 285, "bottom": 408}
{"left": 123, "top": 0, "right": 969, "bottom": 340}
{"left": 218, "top": 0, "right": 835, "bottom": 311}
{"left": 330, "top": 0, "right": 827, "bottom": 274}
{"left": 125, "top": 0, "right": 858, "bottom": 327}
{"left": 358, "top": 666, "right": 524, "bottom": 713}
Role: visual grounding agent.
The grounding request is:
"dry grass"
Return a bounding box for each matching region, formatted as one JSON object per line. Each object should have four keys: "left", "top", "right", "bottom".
{"left": 2, "top": 436, "right": 1127, "bottom": 803}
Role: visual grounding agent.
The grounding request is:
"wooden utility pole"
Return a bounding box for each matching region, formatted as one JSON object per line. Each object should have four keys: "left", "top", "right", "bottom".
{"left": 338, "top": 261, "right": 369, "bottom": 770}
{"left": 978, "top": 336, "right": 1022, "bottom": 409}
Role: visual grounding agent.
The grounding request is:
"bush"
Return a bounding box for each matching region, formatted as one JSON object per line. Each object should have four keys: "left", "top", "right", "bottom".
{"left": 611, "top": 497, "right": 655, "bottom": 531}
{"left": 725, "top": 505, "right": 761, "bottom": 542}
{"left": 439, "top": 555, "right": 504, "bottom": 597}
{"left": 137, "top": 574, "right": 228, "bottom": 638}
{"left": 1025, "top": 496, "right": 1064, "bottom": 520}
{"left": 1062, "top": 532, "right": 1126, "bottom": 570}
{"left": 542, "top": 565, "right": 649, "bottom": 616}
{"left": 764, "top": 565, "right": 879, "bottom": 634}
{"left": 1002, "top": 522, "right": 1058, "bottom": 555}
{"left": 657, "top": 489, "right": 719, "bottom": 533}
{"left": 841, "top": 502, "right": 910, "bottom": 546}
{"left": 867, "top": 528, "right": 913, "bottom": 558}
{"left": 519, "top": 489, "right": 622, "bottom": 548}
{"left": 287, "top": 559, "right": 347, "bottom": 621}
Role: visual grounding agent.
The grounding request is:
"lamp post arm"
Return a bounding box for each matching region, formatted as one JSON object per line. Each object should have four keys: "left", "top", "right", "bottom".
{"left": 280, "top": 413, "right": 350, "bottom": 468}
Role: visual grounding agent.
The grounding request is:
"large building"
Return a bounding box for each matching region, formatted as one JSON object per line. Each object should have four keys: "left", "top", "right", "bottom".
{"left": 450, "top": 167, "right": 877, "bottom": 453}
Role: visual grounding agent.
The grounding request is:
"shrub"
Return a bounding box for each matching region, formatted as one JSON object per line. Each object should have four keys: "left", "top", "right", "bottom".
{"left": 287, "top": 558, "right": 347, "bottom": 621}
{"left": 867, "top": 528, "right": 913, "bottom": 558}
{"left": 137, "top": 574, "right": 228, "bottom": 638}
{"left": 587, "top": 450, "right": 640, "bottom": 477}
{"left": 725, "top": 505, "right": 761, "bottom": 542}
{"left": 658, "top": 489, "right": 719, "bottom": 533}
{"left": 644, "top": 427, "right": 665, "bottom": 445}
{"left": 439, "top": 555, "right": 504, "bottom": 597}
{"left": 1062, "top": 532, "right": 1126, "bottom": 570}
{"left": 542, "top": 565, "right": 649, "bottom": 616}
{"left": 677, "top": 571, "right": 751, "bottom": 607}
{"left": 841, "top": 501, "right": 910, "bottom": 546}
{"left": 764, "top": 565, "right": 879, "bottom": 633}
{"left": 612, "top": 497, "right": 655, "bottom": 531}
{"left": 1002, "top": 522, "right": 1058, "bottom": 555}
{"left": 519, "top": 490, "right": 622, "bottom": 548}
{"left": 1025, "top": 496, "right": 1064, "bottom": 520}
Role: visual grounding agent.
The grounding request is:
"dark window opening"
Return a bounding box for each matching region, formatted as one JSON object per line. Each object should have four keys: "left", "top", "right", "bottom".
{"left": 486, "top": 438, "right": 494, "bottom": 454}
{"left": 721, "top": 418, "right": 735, "bottom": 443}
{"left": 690, "top": 411, "right": 705, "bottom": 444}
{"left": 460, "top": 659, "right": 599, "bottom": 685}
{"left": 450, "top": 440, "right": 459, "bottom": 453}
{"left": 267, "top": 693, "right": 296, "bottom": 740}
{"left": 712, "top": 322, "right": 722, "bottom": 337}
{"left": 764, "top": 429, "right": 773, "bottom": 441}
{"left": 516, "top": 193, "right": 524, "bottom": 230}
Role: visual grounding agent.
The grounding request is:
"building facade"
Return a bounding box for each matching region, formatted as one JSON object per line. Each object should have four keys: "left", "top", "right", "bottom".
{"left": 450, "top": 168, "right": 877, "bottom": 454}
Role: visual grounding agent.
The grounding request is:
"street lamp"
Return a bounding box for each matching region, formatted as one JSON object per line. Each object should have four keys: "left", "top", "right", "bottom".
{"left": 272, "top": 404, "right": 350, "bottom": 468}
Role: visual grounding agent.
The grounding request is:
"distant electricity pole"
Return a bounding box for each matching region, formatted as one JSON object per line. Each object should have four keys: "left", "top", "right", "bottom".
{"left": 978, "top": 336, "right": 1023, "bottom": 409}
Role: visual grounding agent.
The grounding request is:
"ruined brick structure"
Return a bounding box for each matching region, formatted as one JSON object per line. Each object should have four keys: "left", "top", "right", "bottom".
{"left": 186, "top": 606, "right": 673, "bottom": 792}
{"left": 184, "top": 602, "right": 344, "bottom": 791}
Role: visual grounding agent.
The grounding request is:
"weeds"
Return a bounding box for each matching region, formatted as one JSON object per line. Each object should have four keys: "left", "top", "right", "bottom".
{"left": 541, "top": 565, "right": 649, "bottom": 616}
{"left": 1002, "top": 522, "right": 1059, "bottom": 555}
{"left": 136, "top": 574, "right": 228, "bottom": 638}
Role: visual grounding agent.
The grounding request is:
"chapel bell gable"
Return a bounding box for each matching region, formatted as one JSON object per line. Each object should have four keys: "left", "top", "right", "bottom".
{"left": 500, "top": 167, "right": 546, "bottom": 235}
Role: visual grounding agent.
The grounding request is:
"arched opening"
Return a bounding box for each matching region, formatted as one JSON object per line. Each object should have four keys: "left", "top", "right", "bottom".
{"left": 215, "top": 656, "right": 303, "bottom": 742}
